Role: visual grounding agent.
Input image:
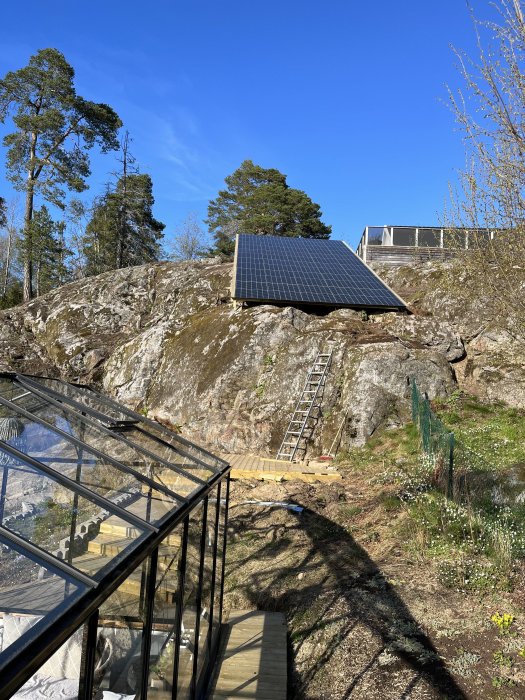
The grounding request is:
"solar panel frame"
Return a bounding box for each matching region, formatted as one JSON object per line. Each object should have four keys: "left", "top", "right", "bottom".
{"left": 232, "top": 234, "right": 407, "bottom": 310}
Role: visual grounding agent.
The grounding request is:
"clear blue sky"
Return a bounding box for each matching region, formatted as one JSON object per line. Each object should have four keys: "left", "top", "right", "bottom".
{"left": 0, "top": 1, "right": 493, "bottom": 250}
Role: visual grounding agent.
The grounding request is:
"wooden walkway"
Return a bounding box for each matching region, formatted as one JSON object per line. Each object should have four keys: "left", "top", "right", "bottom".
{"left": 210, "top": 610, "right": 287, "bottom": 699}
{"left": 220, "top": 454, "right": 341, "bottom": 483}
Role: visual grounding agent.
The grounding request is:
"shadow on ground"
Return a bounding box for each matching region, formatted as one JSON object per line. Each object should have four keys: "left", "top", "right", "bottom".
{"left": 226, "top": 490, "right": 467, "bottom": 700}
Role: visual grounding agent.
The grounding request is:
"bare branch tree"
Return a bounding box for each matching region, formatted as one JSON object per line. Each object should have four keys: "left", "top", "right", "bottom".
{"left": 447, "top": 0, "right": 525, "bottom": 333}
{"left": 0, "top": 198, "right": 21, "bottom": 299}
{"left": 168, "top": 212, "right": 208, "bottom": 261}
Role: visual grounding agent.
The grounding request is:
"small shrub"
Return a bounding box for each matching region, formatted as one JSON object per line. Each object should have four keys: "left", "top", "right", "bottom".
{"left": 449, "top": 650, "right": 481, "bottom": 678}
{"left": 493, "top": 650, "right": 513, "bottom": 668}
{"left": 492, "top": 676, "right": 515, "bottom": 688}
{"left": 491, "top": 612, "right": 515, "bottom": 635}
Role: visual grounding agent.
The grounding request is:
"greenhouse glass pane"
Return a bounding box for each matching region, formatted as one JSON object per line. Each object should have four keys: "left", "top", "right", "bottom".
{"left": 0, "top": 539, "right": 83, "bottom": 621}
{"left": 6, "top": 622, "right": 86, "bottom": 699}
{"left": 20, "top": 376, "right": 136, "bottom": 427}
{"left": 198, "top": 487, "right": 218, "bottom": 677}
{"left": 0, "top": 449, "right": 146, "bottom": 575}
{"left": 0, "top": 400, "right": 178, "bottom": 525}
{"left": 23, "top": 376, "right": 222, "bottom": 473}
{"left": 177, "top": 504, "right": 204, "bottom": 699}
{"left": 2, "top": 382, "right": 197, "bottom": 507}
{"left": 94, "top": 558, "right": 151, "bottom": 697}
{"left": 131, "top": 422, "right": 224, "bottom": 472}
{"left": 212, "top": 484, "right": 226, "bottom": 651}
{"left": 148, "top": 524, "right": 184, "bottom": 693}
{"left": 118, "top": 426, "right": 216, "bottom": 484}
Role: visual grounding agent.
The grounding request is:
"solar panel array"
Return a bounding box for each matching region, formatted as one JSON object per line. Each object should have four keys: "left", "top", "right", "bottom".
{"left": 233, "top": 234, "right": 406, "bottom": 309}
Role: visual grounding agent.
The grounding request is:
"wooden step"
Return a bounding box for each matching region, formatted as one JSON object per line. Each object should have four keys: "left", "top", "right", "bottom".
{"left": 87, "top": 532, "right": 180, "bottom": 559}
{"left": 88, "top": 533, "right": 134, "bottom": 556}
{"left": 99, "top": 518, "right": 143, "bottom": 539}
{"left": 74, "top": 551, "right": 178, "bottom": 599}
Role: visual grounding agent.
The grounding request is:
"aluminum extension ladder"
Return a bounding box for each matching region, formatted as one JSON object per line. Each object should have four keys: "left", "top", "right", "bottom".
{"left": 276, "top": 350, "right": 333, "bottom": 462}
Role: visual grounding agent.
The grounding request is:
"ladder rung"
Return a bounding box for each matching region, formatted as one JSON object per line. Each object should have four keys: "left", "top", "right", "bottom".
{"left": 277, "top": 351, "right": 332, "bottom": 459}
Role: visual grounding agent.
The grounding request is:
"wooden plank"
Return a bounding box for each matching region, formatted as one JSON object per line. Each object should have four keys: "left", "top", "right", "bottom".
{"left": 210, "top": 610, "right": 287, "bottom": 700}
{"left": 223, "top": 453, "right": 341, "bottom": 482}
{"left": 229, "top": 469, "right": 341, "bottom": 484}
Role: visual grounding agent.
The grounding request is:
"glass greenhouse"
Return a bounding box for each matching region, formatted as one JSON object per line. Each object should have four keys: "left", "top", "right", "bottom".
{"left": 0, "top": 373, "right": 230, "bottom": 700}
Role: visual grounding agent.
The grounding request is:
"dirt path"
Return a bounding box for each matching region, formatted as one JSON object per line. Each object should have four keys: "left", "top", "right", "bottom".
{"left": 223, "top": 475, "right": 525, "bottom": 699}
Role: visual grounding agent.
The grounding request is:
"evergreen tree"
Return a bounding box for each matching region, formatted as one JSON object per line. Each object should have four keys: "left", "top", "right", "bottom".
{"left": 25, "top": 206, "right": 71, "bottom": 296}
{"left": 82, "top": 174, "right": 165, "bottom": 275}
{"left": 206, "top": 160, "right": 331, "bottom": 256}
{"left": 0, "top": 48, "right": 121, "bottom": 300}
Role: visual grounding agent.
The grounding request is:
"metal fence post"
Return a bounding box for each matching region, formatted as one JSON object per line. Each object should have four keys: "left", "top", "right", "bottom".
{"left": 420, "top": 399, "right": 431, "bottom": 453}
{"left": 447, "top": 432, "right": 455, "bottom": 500}
{"left": 411, "top": 379, "right": 418, "bottom": 424}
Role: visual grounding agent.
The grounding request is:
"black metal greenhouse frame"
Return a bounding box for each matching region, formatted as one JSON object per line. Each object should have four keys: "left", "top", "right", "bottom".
{"left": 0, "top": 373, "right": 231, "bottom": 700}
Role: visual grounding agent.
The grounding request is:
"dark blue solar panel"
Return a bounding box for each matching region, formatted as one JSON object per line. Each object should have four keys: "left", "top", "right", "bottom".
{"left": 234, "top": 234, "right": 405, "bottom": 309}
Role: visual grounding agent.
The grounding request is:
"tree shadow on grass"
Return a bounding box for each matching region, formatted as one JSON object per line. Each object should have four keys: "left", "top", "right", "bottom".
{"left": 226, "top": 499, "right": 467, "bottom": 700}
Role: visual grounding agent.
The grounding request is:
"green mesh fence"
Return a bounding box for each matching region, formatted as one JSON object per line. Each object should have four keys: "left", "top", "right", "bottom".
{"left": 411, "top": 379, "right": 455, "bottom": 498}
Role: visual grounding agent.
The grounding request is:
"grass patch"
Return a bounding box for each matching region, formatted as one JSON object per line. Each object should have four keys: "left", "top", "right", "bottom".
{"left": 338, "top": 504, "right": 362, "bottom": 518}
{"left": 336, "top": 392, "right": 525, "bottom": 594}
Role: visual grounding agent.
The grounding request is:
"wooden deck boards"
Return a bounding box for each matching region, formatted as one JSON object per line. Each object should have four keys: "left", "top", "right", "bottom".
{"left": 220, "top": 453, "right": 341, "bottom": 483}
{"left": 210, "top": 610, "right": 287, "bottom": 699}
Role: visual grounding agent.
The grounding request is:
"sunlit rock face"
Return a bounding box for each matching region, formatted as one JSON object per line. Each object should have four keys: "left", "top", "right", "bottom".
{"left": 0, "top": 257, "right": 519, "bottom": 454}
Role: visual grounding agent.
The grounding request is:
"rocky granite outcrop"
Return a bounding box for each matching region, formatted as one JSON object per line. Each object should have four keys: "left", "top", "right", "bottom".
{"left": 376, "top": 262, "right": 525, "bottom": 408}
{"left": 0, "top": 257, "right": 518, "bottom": 455}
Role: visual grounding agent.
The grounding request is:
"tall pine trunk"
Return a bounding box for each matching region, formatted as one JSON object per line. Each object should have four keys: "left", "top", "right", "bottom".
{"left": 23, "top": 180, "right": 34, "bottom": 302}
{"left": 23, "top": 131, "right": 38, "bottom": 302}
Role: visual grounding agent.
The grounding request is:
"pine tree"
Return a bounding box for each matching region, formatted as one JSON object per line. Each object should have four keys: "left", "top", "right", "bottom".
{"left": 26, "top": 206, "right": 71, "bottom": 296}
{"left": 207, "top": 160, "right": 331, "bottom": 256}
{"left": 82, "top": 174, "right": 165, "bottom": 275}
{"left": 0, "top": 48, "right": 121, "bottom": 300}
